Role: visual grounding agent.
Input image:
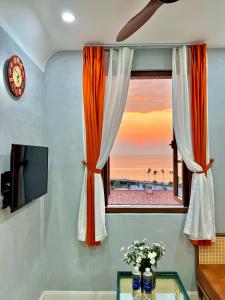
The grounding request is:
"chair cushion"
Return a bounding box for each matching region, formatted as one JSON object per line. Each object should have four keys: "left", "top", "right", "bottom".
{"left": 197, "top": 264, "right": 225, "bottom": 300}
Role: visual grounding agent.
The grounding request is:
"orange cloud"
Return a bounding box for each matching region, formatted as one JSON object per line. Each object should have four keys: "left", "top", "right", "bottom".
{"left": 126, "top": 79, "right": 172, "bottom": 113}
{"left": 129, "top": 96, "right": 149, "bottom": 102}
{"left": 117, "top": 110, "right": 172, "bottom": 144}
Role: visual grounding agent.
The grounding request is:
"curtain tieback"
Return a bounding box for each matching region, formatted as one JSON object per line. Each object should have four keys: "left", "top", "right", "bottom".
{"left": 82, "top": 160, "right": 101, "bottom": 174}
{"left": 196, "top": 158, "right": 215, "bottom": 174}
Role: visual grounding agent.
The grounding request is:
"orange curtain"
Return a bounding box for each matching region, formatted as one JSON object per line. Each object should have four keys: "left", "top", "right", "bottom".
{"left": 83, "top": 46, "right": 105, "bottom": 247}
{"left": 190, "top": 44, "right": 212, "bottom": 246}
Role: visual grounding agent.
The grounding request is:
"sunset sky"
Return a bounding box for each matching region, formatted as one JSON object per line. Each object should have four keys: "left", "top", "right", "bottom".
{"left": 111, "top": 78, "right": 173, "bottom": 156}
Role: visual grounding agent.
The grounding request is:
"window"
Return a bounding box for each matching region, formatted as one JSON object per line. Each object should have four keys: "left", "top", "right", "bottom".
{"left": 102, "top": 71, "right": 191, "bottom": 213}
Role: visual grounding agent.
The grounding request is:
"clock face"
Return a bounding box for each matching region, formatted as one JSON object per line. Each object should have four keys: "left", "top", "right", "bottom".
{"left": 8, "top": 55, "right": 26, "bottom": 97}
{"left": 13, "top": 66, "right": 22, "bottom": 88}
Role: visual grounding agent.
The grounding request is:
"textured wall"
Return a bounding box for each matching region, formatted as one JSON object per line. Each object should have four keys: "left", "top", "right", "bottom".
{"left": 43, "top": 50, "right": 197, "bottom": 292}
{"left": 132, "top": 48, "right": 172, "bottom": 70}
{"left": 207, "top": 49, "right": 225, "bottom": 233}
{"left": 0, "top": 27, "right": 45, "bottom": 300}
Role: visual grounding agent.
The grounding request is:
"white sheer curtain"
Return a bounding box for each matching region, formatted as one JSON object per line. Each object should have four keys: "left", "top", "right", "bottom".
{"left": 172, "top": 46, "right": 215, "bottom": 241}
{"left": 78, "top": 47, "right": 134, "bottom": 242}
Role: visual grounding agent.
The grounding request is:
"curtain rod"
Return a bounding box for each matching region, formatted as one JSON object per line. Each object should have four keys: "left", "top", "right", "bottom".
{"left": 84, "top": 42, "right": 205, "bottom": 49}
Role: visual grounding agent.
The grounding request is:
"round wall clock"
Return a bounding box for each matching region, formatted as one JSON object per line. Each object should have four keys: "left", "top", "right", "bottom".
{"left": 7, "top": 55, "right": 26, "bottom": 97}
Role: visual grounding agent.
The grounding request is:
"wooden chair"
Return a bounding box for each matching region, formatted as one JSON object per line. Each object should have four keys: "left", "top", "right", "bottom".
{"left": 195, "top": 234, "right": 225, "bottom": 300}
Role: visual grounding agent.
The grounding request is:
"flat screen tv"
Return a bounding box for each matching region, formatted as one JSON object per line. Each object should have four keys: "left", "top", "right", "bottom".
{"left": 1, "top": 144, "right": 48, "bottom": 212}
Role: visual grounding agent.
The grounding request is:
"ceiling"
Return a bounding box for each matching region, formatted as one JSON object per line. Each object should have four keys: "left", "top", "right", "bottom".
{"left": 0, "top": 0, "right": 225, "bottom": 70}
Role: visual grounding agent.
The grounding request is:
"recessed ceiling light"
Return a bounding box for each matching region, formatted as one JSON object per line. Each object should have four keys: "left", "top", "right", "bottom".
{"left": 62, "top": 12, "right": 75, "bottom": 23}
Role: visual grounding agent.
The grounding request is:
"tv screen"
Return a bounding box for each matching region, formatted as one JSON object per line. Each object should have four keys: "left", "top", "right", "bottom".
{"left": 11, "top": 144, "right": 48, "bottom": 212}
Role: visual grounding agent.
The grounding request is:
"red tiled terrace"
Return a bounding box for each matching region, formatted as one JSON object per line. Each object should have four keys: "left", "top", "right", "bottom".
{"left": 108, "top": 190, "right": 182, "bottom": 206}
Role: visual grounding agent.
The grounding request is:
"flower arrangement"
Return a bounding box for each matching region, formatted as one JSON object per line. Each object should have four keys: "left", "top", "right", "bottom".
{"left": 120, "top": 239, "right": 165, "bottom": 271}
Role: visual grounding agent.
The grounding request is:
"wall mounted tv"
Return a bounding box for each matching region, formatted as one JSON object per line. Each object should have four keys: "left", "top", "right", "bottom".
{"left": 1, "top": 144, "right": 48, "bottom": 212}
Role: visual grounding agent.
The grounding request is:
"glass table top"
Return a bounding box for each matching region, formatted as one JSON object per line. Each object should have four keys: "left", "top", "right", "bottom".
{"left": 117, "top": 271, "right": 190, "bottom": 300}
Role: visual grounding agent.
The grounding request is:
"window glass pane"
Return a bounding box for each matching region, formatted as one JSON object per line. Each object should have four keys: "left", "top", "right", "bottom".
{"left": 109, "top": 77, "right": 181, "bottom": 206}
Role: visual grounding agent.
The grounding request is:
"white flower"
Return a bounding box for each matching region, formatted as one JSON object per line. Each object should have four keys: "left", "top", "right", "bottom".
{"left": 150, "top": 258, "right": 155, "bottom": 265}
{"left": 136, "top": 256, "right": 142, "bottom": 264}
{"left": 148, "top": 253, "right": 154, "bottom": 259}
{"left": 121, "top": 240, "right": 164, "bottom": 268}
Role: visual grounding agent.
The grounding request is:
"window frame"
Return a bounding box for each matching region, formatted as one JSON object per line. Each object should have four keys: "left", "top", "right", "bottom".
{"left": 103, "top": 70, "right": 191, "bottom": 213}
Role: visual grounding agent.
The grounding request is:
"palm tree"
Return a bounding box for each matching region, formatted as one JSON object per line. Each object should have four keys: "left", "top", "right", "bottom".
{"left": 152, "top": 180, "right": 157, "bottom": 188}
{"left": 153, "top": 170, "right": 158, "bottom": 188}
{"left": 147, "top": 168, "right": 151, "bottom": 184}
{"left": 161, "top": 169, "right": 165, "bottom": 185}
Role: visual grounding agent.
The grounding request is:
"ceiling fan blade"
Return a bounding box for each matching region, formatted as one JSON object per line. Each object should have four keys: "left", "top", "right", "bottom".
{"left": 160, "top": 0, "right": 179, "bottom": 3}
{"left": 116, "top": 0, "right": 163, "bottom": 42}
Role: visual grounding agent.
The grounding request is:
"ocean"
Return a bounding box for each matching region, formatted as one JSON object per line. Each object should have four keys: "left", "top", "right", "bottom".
{"left": 110, "top": 154, "right": 173, "bottom": 183}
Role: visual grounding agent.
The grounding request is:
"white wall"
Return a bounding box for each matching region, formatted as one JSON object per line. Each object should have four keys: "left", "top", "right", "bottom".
{"left": 0, "top": 27, "right": 46, "bottom": 300}
{"left": 207, "top": 49, "right": 225, "bottom": 232}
